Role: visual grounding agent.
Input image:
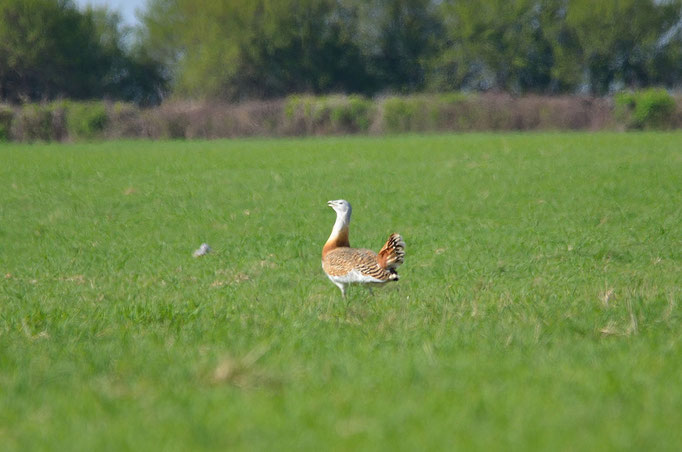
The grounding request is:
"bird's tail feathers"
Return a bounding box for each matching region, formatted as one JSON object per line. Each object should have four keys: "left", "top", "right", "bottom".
{"left": 377, "top": 233, "right": 405, "bottom": 270}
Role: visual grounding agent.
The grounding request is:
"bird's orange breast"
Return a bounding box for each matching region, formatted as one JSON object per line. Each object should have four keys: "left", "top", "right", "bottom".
{"left": 322, "top": 226, "right": 350, "bottom": 258}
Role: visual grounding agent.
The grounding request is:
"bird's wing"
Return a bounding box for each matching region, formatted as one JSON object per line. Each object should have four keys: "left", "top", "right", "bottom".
{"left": 323, "top": 248, "right": 394, "bottom": 281}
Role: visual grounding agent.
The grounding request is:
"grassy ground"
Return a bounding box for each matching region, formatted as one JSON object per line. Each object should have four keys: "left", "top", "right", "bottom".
{"left": 1, "top": 133, "right": 681, "bottom": 451}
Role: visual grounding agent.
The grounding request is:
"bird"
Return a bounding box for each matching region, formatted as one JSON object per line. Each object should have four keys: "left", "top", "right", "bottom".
{"left": 322, "top": 199, "right": 405, "bottom": 297}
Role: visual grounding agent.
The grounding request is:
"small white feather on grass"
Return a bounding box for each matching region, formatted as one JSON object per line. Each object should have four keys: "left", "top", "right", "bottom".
{"left": 193, "top": 243, "right": 212, "bottom": 258}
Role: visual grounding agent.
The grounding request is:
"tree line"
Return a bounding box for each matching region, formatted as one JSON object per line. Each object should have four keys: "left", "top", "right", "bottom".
{"left": 2, "top": 0, "right": 682, "bottom": 105}
{"left": 0, "top": 0, "right": 165, "bottom": 105}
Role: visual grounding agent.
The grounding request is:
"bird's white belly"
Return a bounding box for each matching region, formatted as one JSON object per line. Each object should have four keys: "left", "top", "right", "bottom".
{"left": 327, "top": 270, "right": 384, "bottom": 285}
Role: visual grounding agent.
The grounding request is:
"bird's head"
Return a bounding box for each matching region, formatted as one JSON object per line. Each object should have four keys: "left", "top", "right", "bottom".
{"left": 327, "top": 199, "right": 352, "bottom": 218}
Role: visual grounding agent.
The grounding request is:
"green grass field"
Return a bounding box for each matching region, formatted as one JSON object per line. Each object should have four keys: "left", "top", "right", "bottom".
{"left": 1, "top": 133, "right": 681, "bottom": 450}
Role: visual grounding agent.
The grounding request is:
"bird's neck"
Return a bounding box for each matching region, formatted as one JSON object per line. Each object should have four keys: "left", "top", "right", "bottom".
{"left": 322, "top": 213, "right": 350, "bottom": 257}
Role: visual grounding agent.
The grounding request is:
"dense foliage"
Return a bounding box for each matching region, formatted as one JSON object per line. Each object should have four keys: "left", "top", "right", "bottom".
{"left": 141, "top": 0, "right": 682, "bottom": 100}
{"left": 1, "top": 0, "right": 682, "bottom": 103}
{"left": 0, "top": 0, "right": 166, "bottom": 105}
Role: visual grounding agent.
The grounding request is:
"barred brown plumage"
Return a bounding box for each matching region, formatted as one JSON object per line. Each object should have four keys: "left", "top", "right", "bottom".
{"left": 322, "top": 200, "right": 405, "bottom": 297}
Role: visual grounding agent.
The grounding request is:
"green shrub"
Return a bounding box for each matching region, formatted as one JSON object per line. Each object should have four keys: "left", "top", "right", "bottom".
{"left": 383, "top": 95, "right": 464, "bottom": 132}
{"left": 0, "top": 105, "right": 14, "bottom": 141}
{"left": 15, "top": 104, "right": 54, "bottom": 141}
{"left": 65, "top": 101, "right": 109, "bottom": 139}
{"left": 350, "top": 96, "right": 374, "bottom": 131}
{"left": 284, "top": 95, "right": 325, "bottom": 132}
{"left": 328, "top": 95, "right": 373, "bottom": 132}
{"left": 438, "top": 92, "right": 471, "bottom": 105}
{"left": 112, "top": 101, "right": 138, "bottom": 118}
{"left": 284, "top": 96, "right": 300, "bottom": 120}
{"left": 615, "top": 88, "right": 675, "bottom": 129}
{"left": 382, "top": 97, "right": 420, "bottom": 132}
{"left": 284, "top": 95, "right": 373, "bottom": 134}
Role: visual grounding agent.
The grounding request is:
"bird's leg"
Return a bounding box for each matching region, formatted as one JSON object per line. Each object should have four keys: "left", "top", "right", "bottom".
{"left": 335, "top": 282, "right": 347, "bottom": 298}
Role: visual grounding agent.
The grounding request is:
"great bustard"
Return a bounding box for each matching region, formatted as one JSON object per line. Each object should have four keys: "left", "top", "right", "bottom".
{"left": 322, "top": 200, "right": 405, "bottom": 297}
